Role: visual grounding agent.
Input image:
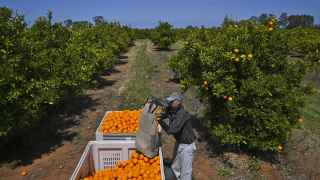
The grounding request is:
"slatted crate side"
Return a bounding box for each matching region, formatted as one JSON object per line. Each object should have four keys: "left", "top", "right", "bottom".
{"left": 70, "top": 142, "right": 95, "bottom": 180}
{"left": 92, "top": 140, "right": 135, "bottom": 170}
{"left": 70, "top": 140, "right": 165, "bottom": 180}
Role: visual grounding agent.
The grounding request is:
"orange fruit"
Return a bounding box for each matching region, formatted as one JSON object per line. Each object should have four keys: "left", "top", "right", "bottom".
{"left": 20, "top": 170, "right": 28, "bottom": 176}
{"left": 99, "top": 110, "right": 141, "bottom": 134}
{"left": 133, "top": 159, "right": 138, "bottom": 164}
{"left": 139, "top": 154, "right": 144, "bottom": 160}
{"left": 143, "top": 157, "right": 149, "bottom": 162}
{"left": 297, "top": 117, "right": 304, "bottom": 123}
{"left": 82, "top": 151, "right": 161, "bottom": 179}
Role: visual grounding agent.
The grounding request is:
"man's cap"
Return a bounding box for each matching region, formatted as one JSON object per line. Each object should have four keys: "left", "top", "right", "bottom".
{"left": 165, "top": 92, "right": 183, "bottom": 103}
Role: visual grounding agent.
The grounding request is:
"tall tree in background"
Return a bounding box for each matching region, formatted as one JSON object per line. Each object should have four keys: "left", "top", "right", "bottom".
{"left": 151, "top": 21, "right": 175, "bottom": 50}
{"left": 63, "top": 19, "right": 73, "bottom": 27}
{"left": 279, "top": 12, "right": 288, "bottom": 28}
{"left": 186, "top": 25, "right": 197, "bottom": 29}
{"left": 287, "top": 15, "right": 314, "bottom": 28}
{"left": 258, "top": 13, "right": 268, "bottom": 23}
{"left": 0, "top": 6, "right": 12, "bottom": 18}
{"left": 93, "top": 16, "right": 105, "bottom": 25}
{"left": 249, "top": 16, "right": 259, "bottom": 22}
{"left": 72, "top": 21, "right": 93, "bottom": 29}
{"left": 259, "top": 13, "right": 276, "bottom": 23}
{"left": 222, "top": 15, "right": 236, "bottom": 27}
{"left": 47, "top": 11, "right": 53, "bottom": 25}
{"left": 249, "top": 13, "right": 276, "bottom": 24}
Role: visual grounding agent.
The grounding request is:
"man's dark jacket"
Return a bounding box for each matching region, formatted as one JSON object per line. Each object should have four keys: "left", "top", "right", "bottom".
{"left": 159, "top": 107, "right": 195, "bottom": 144}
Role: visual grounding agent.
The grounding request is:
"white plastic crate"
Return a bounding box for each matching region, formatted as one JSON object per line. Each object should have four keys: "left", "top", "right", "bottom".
{"left": 96, "top": 111, "right": 136, "bottom": 141}
{"left": 70, "top": 140, "right": 165, "bottom": 180}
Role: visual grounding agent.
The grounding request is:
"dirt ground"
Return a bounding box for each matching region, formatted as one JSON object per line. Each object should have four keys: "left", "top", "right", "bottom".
{"left": 0, "top": 40, "right": 319, "bottom": 180}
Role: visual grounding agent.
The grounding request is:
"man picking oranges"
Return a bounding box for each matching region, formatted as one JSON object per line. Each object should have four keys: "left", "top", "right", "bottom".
{"left": 157, "top": 92, "right": 196, "bottom": 180}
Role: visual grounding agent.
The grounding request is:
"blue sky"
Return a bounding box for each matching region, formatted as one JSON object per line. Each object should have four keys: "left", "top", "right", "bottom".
{"left": 1, "top": 0, "right": 320, "bottom": 28}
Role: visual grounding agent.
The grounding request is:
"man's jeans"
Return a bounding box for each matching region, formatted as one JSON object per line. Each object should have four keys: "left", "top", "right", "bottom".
{"left": 171, "top": 142, "right": 196, "bottom": 180}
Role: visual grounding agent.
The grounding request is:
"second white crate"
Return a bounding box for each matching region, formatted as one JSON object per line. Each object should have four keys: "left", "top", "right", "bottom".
{"left": 70, "top": 140, "right": 165, "bottom": 180}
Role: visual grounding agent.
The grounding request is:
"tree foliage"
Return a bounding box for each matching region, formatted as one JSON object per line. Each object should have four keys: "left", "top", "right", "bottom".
{"left": 169, "top": 19, "right": 320, "bottom": 151}
{"left": 250, "top": 13, "right": 315, "bottom": 29}
{"left": 93, "top": 16, "right": 105, "bottom": 25}
{"left": 150, "top": 21, "right": 175, "bottom": 50}
{"left": 0, "top": 7, "right": 133, "bottom": 137}
{"left": 287, "top": 15, "right": 314, "bottom": 29}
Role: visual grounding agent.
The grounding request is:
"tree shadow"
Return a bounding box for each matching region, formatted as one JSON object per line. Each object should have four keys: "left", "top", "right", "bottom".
{"left": 94, "top": 76, "right": 117, "bottom": 88}
{"left": 0, "top": 63, "right": 122, "bottom": 167}
{"left": 100, "top": 59, "right": 128, "bottom": 76}
{"left": 153, "top": 47, "right": 175, "bottom": 52}
{"left": 191, "top": 115, "right": 225, "bottom": 156}
{"left": 119, "top": 55, "right": 128, "bottom": 59}
{"left": 0, "top": 94, "right": 98, "bottom": 167}
{"left": 191, "top": 114, "right": 279, "bottom": 164}
{"left": 165, "top": 78, "right": 180, "bottom": 84}
{"left": 306, "top": 70, "right": 320, "bottom": 89}
{"left": 101, "top": 68, "right": 121, "bottom": 76}
{"left": 115, "top": 59, "right": 128, "bottom": 65}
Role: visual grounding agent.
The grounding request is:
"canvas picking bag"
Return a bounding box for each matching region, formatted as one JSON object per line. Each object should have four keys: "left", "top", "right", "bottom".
{"left": 135, "top": 99, "right": 163, "bottom": 158}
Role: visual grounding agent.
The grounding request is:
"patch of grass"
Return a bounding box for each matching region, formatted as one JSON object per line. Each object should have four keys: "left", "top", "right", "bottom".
{"left": 217, "top": 167, "right": 233, "bottom": 177}
{"left": 119, "top": 41, "right": 155, "bottom": 110}
{"left": 301, "top": 91, "right": 320, "bottom": 134}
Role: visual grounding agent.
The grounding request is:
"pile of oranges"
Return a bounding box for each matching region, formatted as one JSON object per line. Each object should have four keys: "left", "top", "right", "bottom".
{"left": 83, "top": 151, "right": 161, "bottom": 180}
{"left": 99, "top": 110, "right": 142, "bottom": 134}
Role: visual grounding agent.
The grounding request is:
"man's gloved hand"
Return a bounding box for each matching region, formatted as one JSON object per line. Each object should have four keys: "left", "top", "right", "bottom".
{"left": 154, "top": 107, "right": 167, "bottom": 121}
{"left": 156, "top": 113, "right": 167, "bottom": 122}
{"left": 156, "top": 112, "right": 167, "bottom": 133}
{"left": 159, "top": 112, "right": 168, "bottom": 119}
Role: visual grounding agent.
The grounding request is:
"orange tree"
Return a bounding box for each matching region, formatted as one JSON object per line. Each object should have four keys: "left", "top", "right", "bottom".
{"left": 286, "top": 27, "right": 320, "bottom": 68}
{"left": 151, "top": 21, "right": 175, "bottom": 50}
{"left": 0, "top": 7, "right": 133, "bottom": 138}
{"left": 169, "top": 19, "right": 320, "bottom": 151}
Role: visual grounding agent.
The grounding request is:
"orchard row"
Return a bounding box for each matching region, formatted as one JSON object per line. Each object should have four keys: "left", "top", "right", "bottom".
{"left": 169, "top": 18, "right": 320, "bottom": 151}
{"left": 0, "top": 7, "right": 134, "bottom": 137}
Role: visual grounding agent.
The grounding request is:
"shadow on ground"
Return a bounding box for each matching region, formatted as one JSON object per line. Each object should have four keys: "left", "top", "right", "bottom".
{"left": 118, "top": 55, "right": 129, "bottom": 59}
{"left": 152, "top": 47, "right": 176, "bottom": 52}
{"left": 191, "top": 113, "right": 279, "bottom": 163}
{"left": 0, "top": 64, "right": 124, "bottom": 168}
{"left": 94, "top": 77, "right": 117, "bottom": 89}
{"left": 0, "top": 95, "right": 96, "bottom": 167}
